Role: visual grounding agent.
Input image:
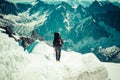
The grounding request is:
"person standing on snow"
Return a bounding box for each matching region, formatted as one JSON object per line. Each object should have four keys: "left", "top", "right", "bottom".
{"left": 53, "top": 32, "right": 63, "bottom": 61}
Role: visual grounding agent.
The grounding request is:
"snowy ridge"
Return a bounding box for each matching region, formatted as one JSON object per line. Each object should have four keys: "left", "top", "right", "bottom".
{"left": 3, "top": 10, "right": 48, "bottom": 36}
{"left": 0, "top": 31, "right": 109, "bottom": 80}
{"left": 0, "top": 31, "right": 29, "bottom": 80}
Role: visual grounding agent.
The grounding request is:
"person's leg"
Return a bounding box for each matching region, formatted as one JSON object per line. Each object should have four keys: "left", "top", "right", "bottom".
{"left": 56, "top": 47, "right": 61, "bottom": 61}
{"left": 55, "top": 47, "right": 59, "bottom": 61}
{"left": 58, "top": 48, "right": 61, "bottom": 61}
{"left": 55, "top": 48, "right": 57, "bottom": 60}
{"left": 56, "top": 49, "right": 59, "bottom": 61}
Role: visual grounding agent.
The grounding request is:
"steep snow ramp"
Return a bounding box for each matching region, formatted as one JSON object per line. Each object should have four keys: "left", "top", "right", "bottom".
{"left": 22, "top": 40, "right": 109, "bottom": 80}
{"left": 0, "top": 31, "right": 109, "bottom": 80}
{"left": 0, "top": 31, "right": 29, "bottom": 80}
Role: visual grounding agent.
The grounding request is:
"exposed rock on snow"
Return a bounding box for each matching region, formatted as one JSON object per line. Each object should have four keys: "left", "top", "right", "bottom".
{"left": 98, "top": 46, "right": 120, "bottom": 62}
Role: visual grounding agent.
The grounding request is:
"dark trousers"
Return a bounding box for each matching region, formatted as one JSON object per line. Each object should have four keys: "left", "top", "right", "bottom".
{"left": 55, "top": 47, "right": 61, "bottom": 61}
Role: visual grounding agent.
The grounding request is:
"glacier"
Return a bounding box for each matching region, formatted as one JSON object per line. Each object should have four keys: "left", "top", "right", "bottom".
{"left": 0, "top": 30, "right": 109, "bottom": 80}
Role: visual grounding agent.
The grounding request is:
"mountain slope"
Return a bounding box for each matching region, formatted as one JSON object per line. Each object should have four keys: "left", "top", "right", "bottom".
{"left": 86, "top": 0, "right": 120, "bottom": 14}
{"left": 0, "top": 0, "right": 120, "bottom": 62}
{"left": 0, "top": 0, "right": 32, "bottom": 15}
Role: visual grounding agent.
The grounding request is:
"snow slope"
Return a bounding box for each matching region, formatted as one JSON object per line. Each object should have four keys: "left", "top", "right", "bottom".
{"left": 103, "top": 63, "right": 120, "bottom": 80}
{"left": 2, "top": 11, "right": 48, "bottom": 36}
{"left": 0, "top": 31, "right": 109, "bottom": 80}
{"left": 0, "top": 30, "right": 29, "bottom": 80}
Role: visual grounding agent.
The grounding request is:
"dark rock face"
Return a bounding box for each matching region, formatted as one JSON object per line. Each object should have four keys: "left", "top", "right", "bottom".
{"left": 0, "top": 0, "right": 32, "bottom": 15}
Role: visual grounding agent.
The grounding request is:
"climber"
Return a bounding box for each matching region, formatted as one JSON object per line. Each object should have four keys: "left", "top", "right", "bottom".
{"left": 53, "top": 32, "right": 63, "bottom": 61}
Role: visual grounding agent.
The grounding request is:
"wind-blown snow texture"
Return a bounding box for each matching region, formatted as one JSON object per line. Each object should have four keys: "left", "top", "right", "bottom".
{"left": 0, "top": 31, "right": 109, "bottom": 80}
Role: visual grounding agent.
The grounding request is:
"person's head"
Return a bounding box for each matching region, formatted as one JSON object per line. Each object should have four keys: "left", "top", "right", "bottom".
{"left": 54, "top": 32, "right": 59, "bottom": 35}
{"left": 54, "top": 32, "right": 60, "bottom": 38}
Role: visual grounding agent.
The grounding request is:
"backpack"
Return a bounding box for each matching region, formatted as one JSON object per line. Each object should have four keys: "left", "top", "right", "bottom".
{"left": 53, "top": 38, "right": 63, "bottom": 47}
{"left": 59, "top": 38, "right": 63, "bottom": 47}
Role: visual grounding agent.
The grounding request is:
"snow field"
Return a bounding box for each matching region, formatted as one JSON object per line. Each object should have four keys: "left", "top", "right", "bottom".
{"left": 0, "top": 31, "right": 109, "bottom": 80}
{"left": 0, "top": 32, "right": 29, "bottom": 80}
{"left": 103, "top": 63, "right": 120, "bottom": 80}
